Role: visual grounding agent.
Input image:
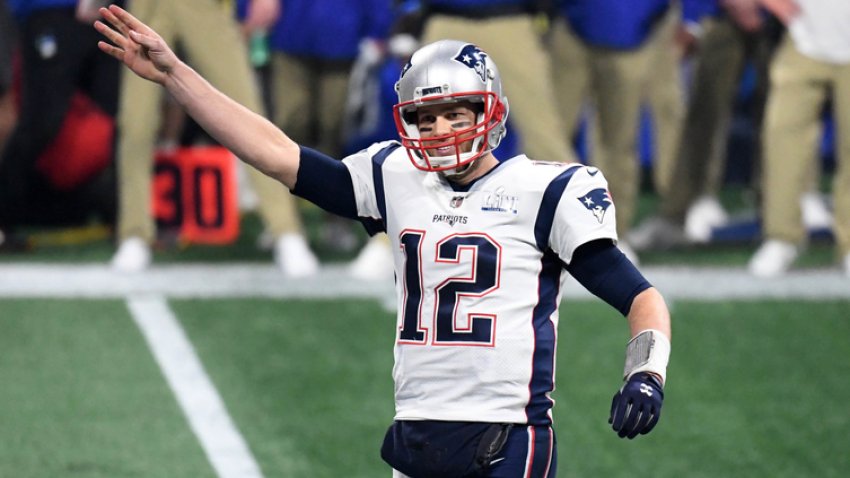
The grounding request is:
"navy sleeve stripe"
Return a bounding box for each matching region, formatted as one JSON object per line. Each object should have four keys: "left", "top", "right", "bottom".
{"left": 533, "top": 166, "right": 580, "bottom": 251}
{"left": 371, "top": 143, "right": 400, "bottom": 229}
{"left": 567, "top": 240, "right": 651, "bottom": 316}
{"left": 292, "top": 146, "right": 358, "bottom": 219}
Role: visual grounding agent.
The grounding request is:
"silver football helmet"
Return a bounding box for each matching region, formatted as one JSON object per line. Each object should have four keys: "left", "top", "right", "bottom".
{"left": 393, "top": 39, "right": 509, "bottom": 174}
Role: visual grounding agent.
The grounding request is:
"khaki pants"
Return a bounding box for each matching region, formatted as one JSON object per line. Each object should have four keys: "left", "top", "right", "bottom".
{"left": 116, "top": 0, "right": 301, "bottom": 242}
{"left": 548, "top": 16, "right": 588, "bottom": 136}
{"left": 269, "top": 53, "right": 351, "bottom": 157}
{"left": 761, "top": 36, "right": 850, "bottom": 256}
{"left": 424, "top": 14, "right": 575, "bottom": 164}
{"left": 644, "top": 7, "right": 684, "bottom": 200}
{"left": 661, "top": 18, "right": 749, "bottom": 221}
{"left": 550, "top": 10, "right": 677, "bottom": 235}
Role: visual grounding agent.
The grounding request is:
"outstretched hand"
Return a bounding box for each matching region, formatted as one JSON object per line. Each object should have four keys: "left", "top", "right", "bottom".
{"left": 94, "top": 5, "right": 178, "bottom": 84}
{"left": 609, "top": 372, "right": 664, "bottom": 439}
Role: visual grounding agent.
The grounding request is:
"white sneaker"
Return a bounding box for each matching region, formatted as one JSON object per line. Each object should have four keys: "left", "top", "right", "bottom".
{"left": 627, "top": 217, "right": 685, "bottom": 252}
{"left": 274, "top": 233, "right": 319, "bottom": 278}
{"left": 111, "top": 237, "right": 152, "bottom": 273}
{"left": 800, "top": 192, "right": 833, "bottom": 230}
{"left": 748, "top": 239, "right": 799, "bottom": 277}
{"left": 618, "top": 241, "right": 640, "bottom": 267}
{"left": 684, "top": 195, "right": 729, "bottom": 243}
{"left": 349, "top": 235, "right": 395, "bottom": 281}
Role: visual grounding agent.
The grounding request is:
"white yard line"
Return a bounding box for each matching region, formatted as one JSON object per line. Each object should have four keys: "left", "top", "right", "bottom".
{"left": 0, "top": 263, "right": 848, "bottom": 300}
{"left": 127, "top": 295, "right": 264, "bottom": 478}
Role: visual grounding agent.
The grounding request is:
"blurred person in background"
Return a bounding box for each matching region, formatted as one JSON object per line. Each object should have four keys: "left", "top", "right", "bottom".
{"left": 110, "top": 0, "right": 318, "bottom": 276}
{"left": 748, "top": 0, "right": 850, "bottom": 277}
{"left": 548, "top": 0, "right": 682, "bottom": 264}
{"left": 268, "top": 0, "right": 392, "bottom": 164}
{"left": 629, "top": 0, "right": 779, "bottom": 250}
{"left": 0, "top": 0, "right": 119, "bottom": 251}
{"left": 0, "top": 0, "right": 15, "bottom": 152}
{"left": 630, "top": 0, "right": 833, "bottom": 254}
{"left": 265, "top": 0, "right": 394, "bottom": 280}
{"left": 643, "top": 0, "right": 686, "bottom": 219}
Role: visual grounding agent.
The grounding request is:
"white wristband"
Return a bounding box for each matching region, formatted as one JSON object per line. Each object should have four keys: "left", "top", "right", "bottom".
{"left": 623, "top": 329, "right": 670, "bottom": 384}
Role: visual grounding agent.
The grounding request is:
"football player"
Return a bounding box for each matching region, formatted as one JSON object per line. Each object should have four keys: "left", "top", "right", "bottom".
{"left": 95, "top": 5, "right": 671, "bottom": 476}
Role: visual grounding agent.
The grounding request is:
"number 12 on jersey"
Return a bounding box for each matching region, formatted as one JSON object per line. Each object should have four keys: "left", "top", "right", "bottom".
{"left": 398, "top": 230, "right": 502, "bottom": 347}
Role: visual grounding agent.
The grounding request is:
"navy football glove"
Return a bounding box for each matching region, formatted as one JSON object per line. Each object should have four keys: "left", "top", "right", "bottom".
{"left": 609, "top": 372, "right": 664, "bottom": 439}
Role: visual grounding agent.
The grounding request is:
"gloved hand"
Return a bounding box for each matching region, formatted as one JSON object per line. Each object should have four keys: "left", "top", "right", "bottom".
{"left": 609, "top": 372, "right": 664, "bottom": 439}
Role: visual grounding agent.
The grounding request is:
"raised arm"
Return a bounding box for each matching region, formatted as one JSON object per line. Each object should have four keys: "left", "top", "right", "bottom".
{"left": 94, "top": 4, "right": 300, "bottom": 187}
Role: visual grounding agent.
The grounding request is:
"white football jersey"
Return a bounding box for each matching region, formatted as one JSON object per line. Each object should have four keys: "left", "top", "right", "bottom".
{"left": 343, "top": 141, "right": 618, "bottom": 425}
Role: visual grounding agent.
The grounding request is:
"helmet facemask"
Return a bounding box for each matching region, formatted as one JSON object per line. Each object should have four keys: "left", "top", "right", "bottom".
{"left": 393, "top": 92, "right": 506, "bottom": 175}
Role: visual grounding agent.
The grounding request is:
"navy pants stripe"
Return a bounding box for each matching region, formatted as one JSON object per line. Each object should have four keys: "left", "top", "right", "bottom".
{"left": 492, "top": 425, "right": 556, "bottom": 478}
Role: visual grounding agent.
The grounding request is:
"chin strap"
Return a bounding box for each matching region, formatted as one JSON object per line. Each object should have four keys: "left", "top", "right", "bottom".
{"left": 440, "top": 161, "right": 474, "bottom": 178}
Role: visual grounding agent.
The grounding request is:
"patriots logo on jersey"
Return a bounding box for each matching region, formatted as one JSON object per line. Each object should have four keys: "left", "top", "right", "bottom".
{"left": 450, "top": 196, "right": 465, "bottom": 208}
{"left": 453, "top": 44, "right": 488, "bottom": 82}
{"left": 432, "top": 214, "right": 468, "bottom": 226}
{"left": 578, "top": 188, "right": 613, "bottom": 223}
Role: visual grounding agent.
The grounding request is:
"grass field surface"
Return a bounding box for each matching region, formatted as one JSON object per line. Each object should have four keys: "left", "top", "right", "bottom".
{"left": 2, "top": 293, "right": 848, "bottom": 477}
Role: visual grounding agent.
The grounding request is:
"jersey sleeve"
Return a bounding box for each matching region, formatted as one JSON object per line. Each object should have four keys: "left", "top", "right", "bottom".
{"left": 549, "top": 166, "right": 619, "bottom": 264}
{"left": 341, "top": 141, "right": 399, "bottom": 233}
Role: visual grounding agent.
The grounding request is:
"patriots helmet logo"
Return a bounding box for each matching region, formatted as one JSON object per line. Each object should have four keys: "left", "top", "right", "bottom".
{"left": 578, "top": 188, "right": 613, "bottom": 223}
{"left": 399, "top": 59, "right": 413, "bottom": 79}
{"left": 453, "top": 44, "right": 488, "bottom": 82}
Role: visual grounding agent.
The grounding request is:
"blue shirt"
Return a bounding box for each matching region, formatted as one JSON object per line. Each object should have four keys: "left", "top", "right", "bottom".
{"left": 558, "top": 0, "right": 671, "bottom": 50}
{"left": 398, "top": 0, "right": 544, "bottom": 17}
{"left": 681, "top": 0, "right": 722, "bottom": 24}
{"left": 428, "top": 0, "right": 536, "bottom": 10}
{"left": 268, "top": 0, "right": 392, "bottom": 60}
{"left": 8, "top": 0, "right": 76, "bottom": 20}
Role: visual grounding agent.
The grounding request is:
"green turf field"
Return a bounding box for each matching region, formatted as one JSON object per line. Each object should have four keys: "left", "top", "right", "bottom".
{"left": 1, "top": 185, "right": 847, "bottom": 476}
{"left": 2, "top": 297, "right": 848, "bottom": 477}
